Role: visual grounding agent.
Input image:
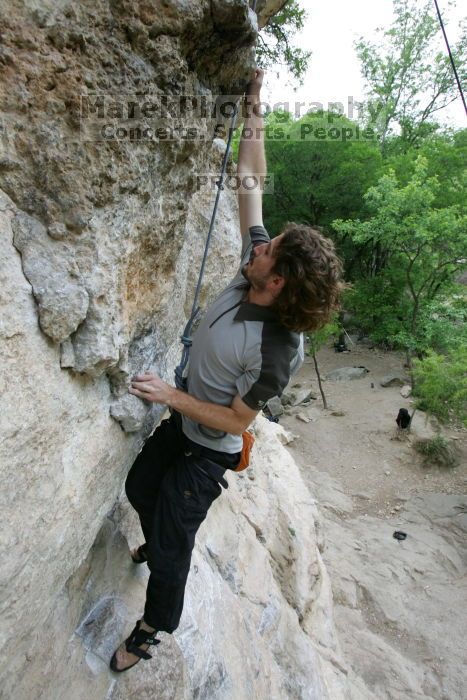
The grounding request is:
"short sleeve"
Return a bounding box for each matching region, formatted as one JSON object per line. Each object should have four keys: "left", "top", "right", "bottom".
{"left": 240, "top": 225, "right": 271, "bottom": 266}
{"left": 223, "top": 225, "right": 271, "bottom": 290}
{"left": 236, "top": 326, "right": 301, "bottom": 411}
{"left": 290, "top": 333, "right": 305, "bottom": 377}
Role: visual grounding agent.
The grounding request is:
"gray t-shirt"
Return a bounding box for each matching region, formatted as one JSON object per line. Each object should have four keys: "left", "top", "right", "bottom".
{"left": 181, "top": 225, "right": 304, "bottom": 453}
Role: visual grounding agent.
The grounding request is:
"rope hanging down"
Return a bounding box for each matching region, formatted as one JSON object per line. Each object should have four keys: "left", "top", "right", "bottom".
{"left": 174, "top": 0, "right": 258, "bottom": 390}
{"left": 174, "top": 101, "right": 240, "bottom": 390}
{"left": 433, "top": 0, "right": 467, "bottom": 116}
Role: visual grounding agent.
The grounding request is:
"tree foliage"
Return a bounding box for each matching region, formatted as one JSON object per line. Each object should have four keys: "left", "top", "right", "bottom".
{"left": 257, "top": 0, "right": 311, "bottom": 83}
{"left": 384, "top": 127, "right": 467, "bottom": 209}
{"left": 412, "top": 347, "right": 467, "bottom": 425}
{"left": 261, "top": 110, "right": 382, "bottom": 234}
{"left": 333, "top": 157, "right": 467, "bottom": 359}
{"left": 356, "top": 0, "right": 467, "bottom": 150}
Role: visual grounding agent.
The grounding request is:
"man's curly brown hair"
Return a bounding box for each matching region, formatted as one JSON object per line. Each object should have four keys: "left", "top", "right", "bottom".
{"left": 271, "top": 222, "right": 345, "bottom": 332}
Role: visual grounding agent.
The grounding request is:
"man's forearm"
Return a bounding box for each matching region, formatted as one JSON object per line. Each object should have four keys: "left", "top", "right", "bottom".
{"left": 237, "top": 94, "right": 266, "bottom": 176}
{"left": 167, "top": 388, "right": 244, "bottom": 436}
{"left": 130, "top": 373, "right": 251, "bottom": 435}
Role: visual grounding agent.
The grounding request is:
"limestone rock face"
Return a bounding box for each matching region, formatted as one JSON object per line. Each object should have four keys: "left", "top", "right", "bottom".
{"left": 0, "top": 1, "right": 350, "bottom": 698}
{"left": 0, "top": 0, "right": 253, "bottom": 419}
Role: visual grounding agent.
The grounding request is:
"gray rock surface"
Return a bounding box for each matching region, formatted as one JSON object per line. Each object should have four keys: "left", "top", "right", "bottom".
{"left": 266, "top": 395, "right": 284, "bottom": 416}
{"left": 12, "top": 210, "right": 90, "bottom": 342}
{"left": 282, "top": 385, "right": 317, "bottom": 406}
{"left": 307, "top": 469, "right": 467, "bottom": 700}
{"left": 380, "top": 373, "right": 409, "bottom": 387}
{"left": 326, "top": 367, "right": 370, "bottom": 382}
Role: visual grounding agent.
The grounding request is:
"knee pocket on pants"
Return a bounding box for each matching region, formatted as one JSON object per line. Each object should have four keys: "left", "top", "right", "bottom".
{"left": 182, "top": 485, "right": 221, "bottom": 514}
{"left": 182, "top": 476, "right": 221, "bottom": 514}
{"left": 167, "top": 458, "right": 222, "bottom": 514}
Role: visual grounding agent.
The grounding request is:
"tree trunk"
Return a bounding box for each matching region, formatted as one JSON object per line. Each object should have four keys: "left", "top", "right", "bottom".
{"left": 405, "top": 350, "right": 415, "bottom": 390}
{"left": 312, "top": 351, "right": 327, "bottom": 409}
{"left": 408, "top": 407, "right": 417, "bottom": 433}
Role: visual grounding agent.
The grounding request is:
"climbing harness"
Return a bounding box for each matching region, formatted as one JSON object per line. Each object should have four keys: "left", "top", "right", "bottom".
{"left": 174, "top": 0, "right": 258, "bottom": 391}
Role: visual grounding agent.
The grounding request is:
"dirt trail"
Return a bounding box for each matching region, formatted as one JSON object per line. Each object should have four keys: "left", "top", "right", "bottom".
{"left": 279, "top": 341, "right": 467, "bottom": 700}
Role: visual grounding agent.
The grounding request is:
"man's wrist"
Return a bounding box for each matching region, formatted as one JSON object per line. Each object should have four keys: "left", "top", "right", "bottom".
{"left": 165, "top": 385, "right": 179, "bottom": 408}
{"left": 246, "top": 86, "right": 261, "bottom": 99}
{"left": 243, "top": 94, "right": 263, "bottom": 118}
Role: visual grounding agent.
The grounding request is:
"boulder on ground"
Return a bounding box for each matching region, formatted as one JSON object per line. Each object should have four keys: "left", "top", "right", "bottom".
{"left": 325, "top": 367, "right": 369, "bottom": 382}
{"left": 296, "top": 412, "right": 312, "bottom": 423}
{"left": 380, "top": 374, "right": 409, "bottom": 387}
{"left": 265, "top": 396, "right": 284, "bottom": 417}
{"left": 281, "top": 386, "right": 317, "bottom": 406}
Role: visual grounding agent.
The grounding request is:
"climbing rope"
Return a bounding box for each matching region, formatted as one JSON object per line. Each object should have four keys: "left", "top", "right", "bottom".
{"left": 433, "top": 0, "right": 467, "bottom": 115}
{"left": 174, "top": 0, "right": 258, "bottom": 390}
{"left": 174, "top": 101, "right": 240, "bottom": 390}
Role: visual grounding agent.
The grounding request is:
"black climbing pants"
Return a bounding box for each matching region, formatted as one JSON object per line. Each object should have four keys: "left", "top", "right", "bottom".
{"left": 125, "top": 410, "right": 240, "bottom": 633}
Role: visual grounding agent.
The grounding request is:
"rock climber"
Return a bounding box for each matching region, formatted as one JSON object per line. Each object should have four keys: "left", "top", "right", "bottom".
{"left": 110, "top": 67, "right": 344, "bottom": 672}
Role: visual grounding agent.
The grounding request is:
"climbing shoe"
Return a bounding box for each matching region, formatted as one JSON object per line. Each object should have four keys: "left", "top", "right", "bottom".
{"left": 130, "top": 544, "right": 148, "bottom": 564}
{"left": 109, "top": 619, "right": 160, "bottom": 673}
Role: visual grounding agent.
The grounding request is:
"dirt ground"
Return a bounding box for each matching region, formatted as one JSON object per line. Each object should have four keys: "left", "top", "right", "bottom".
{"left": 282, "top": 342, "right": 467, "bottom": 514}
{"left": 279, "top": 340, "right": 467, "bottom": 700}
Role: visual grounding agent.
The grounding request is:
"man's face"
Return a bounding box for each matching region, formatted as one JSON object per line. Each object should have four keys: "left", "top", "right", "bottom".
{"left": 242, "top": 234, "right": 284, "bottom": 290}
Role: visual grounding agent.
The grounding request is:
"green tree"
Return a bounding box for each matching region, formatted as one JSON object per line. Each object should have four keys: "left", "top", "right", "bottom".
{"left": 333, "top": 156, "right": 467, "bottom": 367}
{"left": 333, "top": 127, "right": 467, "bottom": 279}
{"left": 307, "top": 318, "right": 340, "bottom": 409}
{"left": 261, "top": 110, "right": 382, "bottom": 235}
{"left": 356, "top": 0, "right": 467, "bottom": 151}
{"left": 385, "top": 128, "right": 467, "bottom": 209}
{"left": 257, "top": 0, "right": 311, "bottom": 83}
{"left": 412, "top": 347, "right": 467, "bottom": 425}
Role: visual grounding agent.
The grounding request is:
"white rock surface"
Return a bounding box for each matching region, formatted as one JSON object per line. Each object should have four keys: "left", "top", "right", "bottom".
{"left": 306, "top": 467, "right": 467, "bottom": 700}
{"left": 326, "top": 367, "right": 370, "bottom": 382}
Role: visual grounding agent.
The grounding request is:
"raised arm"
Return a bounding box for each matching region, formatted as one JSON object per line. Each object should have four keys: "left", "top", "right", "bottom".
{"left": 237, "top": 68, "right": 266, "bottom": 236}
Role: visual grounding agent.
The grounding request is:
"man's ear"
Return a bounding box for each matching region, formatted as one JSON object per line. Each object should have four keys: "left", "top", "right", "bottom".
{"left": 270, "top": 274, "right": 285, "bottom": 296}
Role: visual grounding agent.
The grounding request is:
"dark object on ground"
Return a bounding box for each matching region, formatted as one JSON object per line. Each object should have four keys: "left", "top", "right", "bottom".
{"left": 110, "top": 619, "right": 161, "bottom": 673}
{"left": 334, "top": 342, "right": 348, "bottom": 352}
{"left": 263, "top": 406, "right": 280, "bottom": 423}
{"left": 334, "top": 331, "right": 348, "bottom": 352}
{"left": 393, "top": 530, "right": 407, "bottom": 541}
{"left": 396, "top": 408, "right": 411, "bottom": 429}
{"left": 266, "top": 414, "right": 279, "bottom": 423}
{"left": 130, "top": 544, "right": 148, "bottom": 564}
